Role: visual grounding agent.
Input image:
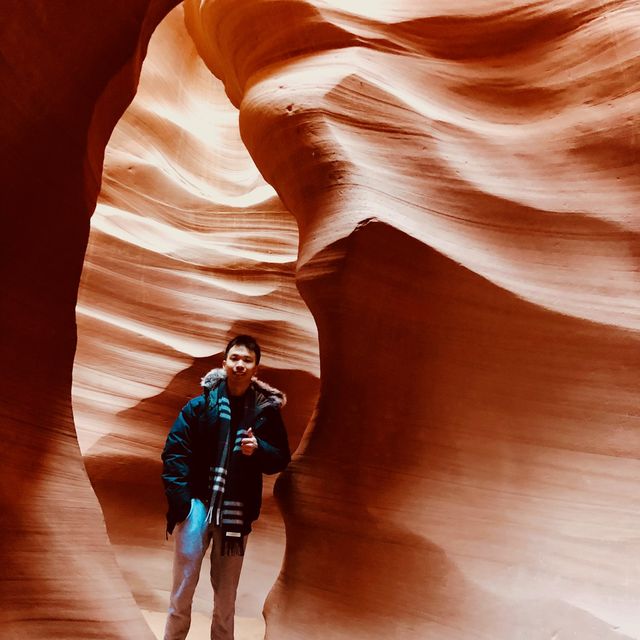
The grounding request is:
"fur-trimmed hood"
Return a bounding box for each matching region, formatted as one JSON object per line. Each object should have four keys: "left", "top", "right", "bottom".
{"left": 200, "top": 368, "right": 286, "bottom": 409}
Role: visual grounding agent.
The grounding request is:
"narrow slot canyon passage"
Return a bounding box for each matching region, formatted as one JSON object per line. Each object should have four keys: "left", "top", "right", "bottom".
{"left": 72, "top": 5, "right": 319, "bottom": 638}
{"left": 2, "top": 1, "right": 639, "bottom": 639}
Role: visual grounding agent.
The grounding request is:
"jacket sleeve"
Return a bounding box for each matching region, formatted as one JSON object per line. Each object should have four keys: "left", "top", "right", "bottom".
{"left": 254, "top": 406, "right": 291, "bottom": 475}
{"left": 161, "top": 397, "right": 201, "bottom": 526}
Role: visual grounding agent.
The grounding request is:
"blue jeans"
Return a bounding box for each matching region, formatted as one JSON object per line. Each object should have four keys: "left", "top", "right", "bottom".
{"left": 164, "top": 499, "right": 246, "bottom": 640}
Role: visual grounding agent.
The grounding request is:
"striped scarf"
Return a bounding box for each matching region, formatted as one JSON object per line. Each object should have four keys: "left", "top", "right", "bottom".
{"left": 205, "top": 381, "right": 253, "bottom": 555}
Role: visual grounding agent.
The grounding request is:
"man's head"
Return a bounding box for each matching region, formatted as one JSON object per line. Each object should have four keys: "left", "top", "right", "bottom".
{"left": 223, "top": 335, "right": 261, "bottom": 395}
{"left": 224, "top": 334, "right": 261, "bottom": 364}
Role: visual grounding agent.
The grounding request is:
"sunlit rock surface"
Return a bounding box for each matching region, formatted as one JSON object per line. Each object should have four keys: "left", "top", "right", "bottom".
{"left": 2, "top": 1, "right": 639, "bottom": 639}
{"left": 184, "top": 1, "right": 640, "bottom": 639}
{"left": 72, "top": 4, "right": 318, "bottom": 635}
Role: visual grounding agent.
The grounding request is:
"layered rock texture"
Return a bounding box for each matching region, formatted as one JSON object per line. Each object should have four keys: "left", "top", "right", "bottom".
{"left": 1, "top": 1, "right": 639, "bottom": 639}
{"left": 1, "top": 2, "right": 181, "bottom": 638}
{"left": 187, "top": 1, "right": 640, "bottom": 638}
{"left": 72, "top": 5, "right": 318, "bottom": 635}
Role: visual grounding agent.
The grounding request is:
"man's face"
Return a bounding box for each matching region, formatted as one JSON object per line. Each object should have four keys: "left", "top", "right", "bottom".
{"left": 223, "top": 344, "right": 258, "bottom": 388}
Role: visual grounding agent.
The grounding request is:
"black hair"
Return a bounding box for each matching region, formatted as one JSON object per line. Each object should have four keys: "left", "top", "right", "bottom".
{"left": 224, "top": 334, "right": 261, "bottom": 364}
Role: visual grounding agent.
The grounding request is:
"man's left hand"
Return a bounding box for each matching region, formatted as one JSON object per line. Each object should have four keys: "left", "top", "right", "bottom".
{"left": 241, "top": 428, "right": 258, "bottom": 456}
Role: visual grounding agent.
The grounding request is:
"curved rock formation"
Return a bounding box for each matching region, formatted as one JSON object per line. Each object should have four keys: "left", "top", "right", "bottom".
{"left": 0, "top": 2, "right": 182, "bottom": 638}
{"left": 2, "top": 1, "right": 639, "bottom": 639}
{"left": 184, "top": 1, "right": 640, "bottom": 638}
{"left": 72, "top": 5, "right": 318, "bottom": 633}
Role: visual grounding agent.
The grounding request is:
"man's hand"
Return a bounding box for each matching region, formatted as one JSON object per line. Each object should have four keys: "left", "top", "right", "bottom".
{"left": 241, "top": 428, "right": 258, "bottom": 456}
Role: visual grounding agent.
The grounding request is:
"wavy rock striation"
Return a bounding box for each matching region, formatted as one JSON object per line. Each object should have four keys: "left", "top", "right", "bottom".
{"left": 0, "top": 2, "right": 181, "bottom": 638}
{"left": 1, "top": 1, "right": 639, "bottom": 639}
{"left": 72, "top": 5, "right": 318, "bottom": 631}
{"left": 185, "top": 1, "right": 640, "bottom": 638}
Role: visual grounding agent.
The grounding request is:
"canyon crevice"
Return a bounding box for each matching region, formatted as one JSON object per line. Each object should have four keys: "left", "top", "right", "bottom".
{"left": 1, "top": 1, "right": 639, "bottom": 639}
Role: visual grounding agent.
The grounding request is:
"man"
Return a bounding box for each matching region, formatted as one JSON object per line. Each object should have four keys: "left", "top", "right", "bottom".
{"left": 161, "top": 335, "right": 291, "bottom": 640}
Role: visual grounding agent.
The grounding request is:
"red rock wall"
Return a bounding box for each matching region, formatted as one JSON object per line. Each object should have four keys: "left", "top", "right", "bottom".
{"left": 0, "top": 2, "right": 180, "bottom": 638}
{"left": 72, "top": 6, "right": 318, "bottom": 632}
{"left": 185, "top": 1, "right": 640, "bottom": 638}
{"left": 2, "top": 1, "right": 639, "bottom": 639}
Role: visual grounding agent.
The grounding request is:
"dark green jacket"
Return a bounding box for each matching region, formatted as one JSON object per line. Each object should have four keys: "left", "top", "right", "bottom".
{"left": 161, "top": 369, "right": 290, "bottom": 534}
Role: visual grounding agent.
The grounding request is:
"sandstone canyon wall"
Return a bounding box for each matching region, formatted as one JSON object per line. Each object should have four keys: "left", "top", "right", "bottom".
{"left": 1, "top": 1, "right": 639, "bottom": 640}
{"left": 1, "top": 2, "right": 182, "bottom": 638}
{"left": 185, "top": 1, "right": 640, "bottom": 639}
{"left": 72, "top": 5, "right": 318, "bottom": 635}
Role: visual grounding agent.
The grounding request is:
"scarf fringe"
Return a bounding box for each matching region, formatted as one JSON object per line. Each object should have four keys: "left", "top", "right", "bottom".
{"left": 221, "top": 534, "right": 245, "bottom": 556}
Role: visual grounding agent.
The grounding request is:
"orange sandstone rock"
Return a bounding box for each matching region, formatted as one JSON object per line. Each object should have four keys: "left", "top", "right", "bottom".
{"left": 185, "top": 1, "right": 640, "bottom": 638}
{"left": 72, "top": 3, "right": 318, "bottom": 632}
{"left": 0, "top": 2, "right": 183, "bottom": 638}
{"left": 1, "top": 1, "right": 639, "bottom": 639}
